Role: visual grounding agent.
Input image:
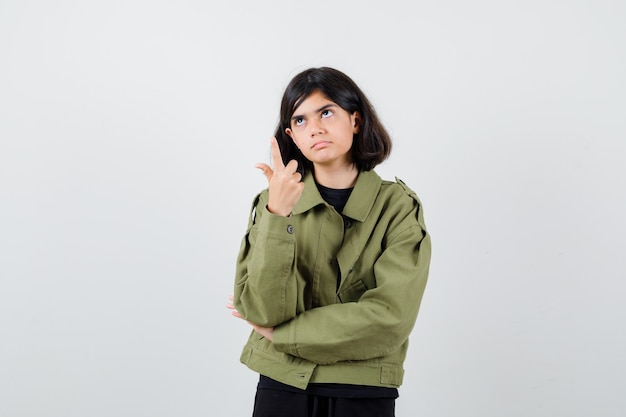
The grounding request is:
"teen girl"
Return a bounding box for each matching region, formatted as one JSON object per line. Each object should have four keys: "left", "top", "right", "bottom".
{"left": 228, "top": 67, "right": 431, "bottom": 417}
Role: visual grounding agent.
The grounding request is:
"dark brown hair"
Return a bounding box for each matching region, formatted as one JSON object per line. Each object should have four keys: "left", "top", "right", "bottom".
{"left": 274, "top": 67, "right": 392, "bottom": 175}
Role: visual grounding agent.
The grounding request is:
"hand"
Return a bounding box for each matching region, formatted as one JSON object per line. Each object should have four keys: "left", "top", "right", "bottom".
{"left": 227, "top": 295, "right": 275, "bottom": 341}
{"left": 255, "top": 137, "right": 304, "bottom": 217}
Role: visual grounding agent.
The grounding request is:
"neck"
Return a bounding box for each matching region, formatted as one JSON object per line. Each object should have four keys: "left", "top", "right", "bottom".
{"left": 313, "top": 163, "right": 359, "bottom": 189}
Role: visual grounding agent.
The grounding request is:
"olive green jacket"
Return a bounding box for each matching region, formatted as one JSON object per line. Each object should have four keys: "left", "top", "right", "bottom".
{"left": 233, "top": 169, "right": 431, "bottom": 390}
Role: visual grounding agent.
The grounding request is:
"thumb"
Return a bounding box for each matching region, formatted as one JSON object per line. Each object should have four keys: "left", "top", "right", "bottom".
{"left": 255, "top": 163, "right": 274, "bottom": 182}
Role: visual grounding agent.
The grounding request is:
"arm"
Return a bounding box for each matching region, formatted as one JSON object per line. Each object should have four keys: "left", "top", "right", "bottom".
{"left": 233, "top": 137, "right": 304, "bottom": 327}
{"left": 232, "top": 193, "right": 301, "bottom": 327}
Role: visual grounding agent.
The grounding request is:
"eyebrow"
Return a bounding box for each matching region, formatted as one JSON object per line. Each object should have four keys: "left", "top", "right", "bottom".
{"left": 290, "top": 104, "right": 337, "bottom": 121}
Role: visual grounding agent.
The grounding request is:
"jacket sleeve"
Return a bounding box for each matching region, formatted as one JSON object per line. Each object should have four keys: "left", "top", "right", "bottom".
{"left": 233, "top": 191, "right": 301, "bottom": 327}
{"left": 271, "top": 198, "right": 431, "bottom": 365}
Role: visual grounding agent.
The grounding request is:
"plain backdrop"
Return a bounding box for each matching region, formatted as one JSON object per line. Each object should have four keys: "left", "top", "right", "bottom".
{"left": 1, "top": 1, "right": 625, "bottom": 416}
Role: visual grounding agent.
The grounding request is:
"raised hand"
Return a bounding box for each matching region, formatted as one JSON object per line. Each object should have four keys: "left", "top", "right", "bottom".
{"left": 255, "top": 137, "right": 305, "bottom": 216}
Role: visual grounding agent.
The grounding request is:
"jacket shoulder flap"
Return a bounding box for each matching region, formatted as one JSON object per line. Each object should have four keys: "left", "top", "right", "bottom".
{"left": 394, "top": 177, "right": 419, "bottom": 201}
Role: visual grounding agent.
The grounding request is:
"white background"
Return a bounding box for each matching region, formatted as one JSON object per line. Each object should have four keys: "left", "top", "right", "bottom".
{"left": 1, "top": 1, "right": 625, "bottom": 416}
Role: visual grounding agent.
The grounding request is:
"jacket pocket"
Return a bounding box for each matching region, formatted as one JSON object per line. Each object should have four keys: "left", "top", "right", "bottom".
{"left": 337, "top": 280, "right": 368, "bottom": 303}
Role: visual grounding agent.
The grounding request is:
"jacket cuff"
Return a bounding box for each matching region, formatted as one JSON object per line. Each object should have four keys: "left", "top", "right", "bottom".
{"left": 272, "top": 321, "right": 297, "bottom": 356}
{"left": 259, "top": 206, "right": 297, "bottom": 239}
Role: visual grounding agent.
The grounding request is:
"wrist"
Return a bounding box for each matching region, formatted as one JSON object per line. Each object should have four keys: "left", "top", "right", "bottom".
{"left": 267, "top": 204, "right": 291, "bottom": 217}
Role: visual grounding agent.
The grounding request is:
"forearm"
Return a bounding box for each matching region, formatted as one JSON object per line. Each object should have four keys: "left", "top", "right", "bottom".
{"left": 234, "top": 204, "right": 300, "bottom": 327}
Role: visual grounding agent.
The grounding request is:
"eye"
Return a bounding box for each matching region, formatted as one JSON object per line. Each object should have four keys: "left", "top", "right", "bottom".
{"left": 294, "top": 117, "right": 305, "bottom": 126}
{"left": 321, "top": 109, "right": 333, "bottom": 118}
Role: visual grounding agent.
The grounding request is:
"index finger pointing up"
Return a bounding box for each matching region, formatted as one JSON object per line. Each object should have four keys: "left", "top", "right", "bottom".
{"left": 270, "top": 137, "right": 286, "bottom": 170}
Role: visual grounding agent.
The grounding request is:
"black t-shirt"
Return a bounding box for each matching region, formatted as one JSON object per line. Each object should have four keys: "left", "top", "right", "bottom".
{"left": 316, "top": 182, "right": 353, "bottom": 212}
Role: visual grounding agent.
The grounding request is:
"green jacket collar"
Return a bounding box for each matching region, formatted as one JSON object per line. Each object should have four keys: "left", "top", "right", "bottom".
{"left": 292, "top": 170, "right": 382, "bottom": 222}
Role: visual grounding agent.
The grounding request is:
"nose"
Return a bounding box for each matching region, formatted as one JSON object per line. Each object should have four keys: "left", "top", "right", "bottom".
{"left": 309, "top": 118, "right": 324, "bottom": 136}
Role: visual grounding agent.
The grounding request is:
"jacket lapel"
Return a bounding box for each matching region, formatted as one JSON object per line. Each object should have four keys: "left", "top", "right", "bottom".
{"left": 336, "top": 170, "right": 382, "bottom": 286}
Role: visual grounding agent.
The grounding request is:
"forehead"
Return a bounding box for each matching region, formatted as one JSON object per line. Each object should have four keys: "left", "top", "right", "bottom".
{"left": 292, "top": 90, "right": 337, "bottom": 115}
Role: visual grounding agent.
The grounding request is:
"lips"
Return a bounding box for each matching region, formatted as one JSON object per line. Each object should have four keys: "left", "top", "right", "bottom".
{"left": 311, "top": 140, "right": 331, "bottom": 149}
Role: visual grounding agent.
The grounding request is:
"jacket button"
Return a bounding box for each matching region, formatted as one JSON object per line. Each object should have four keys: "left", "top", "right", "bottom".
{"left": 343, "top": 219, "right": 352, "bottom": 228}
{"left": 286, "top": 225, "right": 294, "bottom": 234}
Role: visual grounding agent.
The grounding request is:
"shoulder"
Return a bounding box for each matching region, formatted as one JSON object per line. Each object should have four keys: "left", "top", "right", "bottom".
{"left": 254, "top": 188, "right": 270, "bottom": 205}
{"left": 244, "top": 188, "right": 269, "bottom": 227}
{"left": 377, "top": 176, "right": 428, "bottom": 234}
{"left": 379, "top": 177, "right": 425, "bottom": 208}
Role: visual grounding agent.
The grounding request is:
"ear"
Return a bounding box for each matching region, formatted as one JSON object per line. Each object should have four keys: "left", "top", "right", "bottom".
{"left": 285, "top": 128, "right": 299, "bottom": 148}
{"left": 352, "top": 112, "right": 361, "bottom": 134}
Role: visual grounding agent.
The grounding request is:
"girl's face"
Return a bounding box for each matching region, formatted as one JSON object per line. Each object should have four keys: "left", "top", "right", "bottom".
{"left": 285, "top": 90, "right": 360, "bottom": 171}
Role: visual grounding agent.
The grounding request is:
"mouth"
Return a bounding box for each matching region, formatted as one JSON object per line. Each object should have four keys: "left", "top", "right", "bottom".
{"left": 311, "top": 140, "right": 331, "bottom": 149}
